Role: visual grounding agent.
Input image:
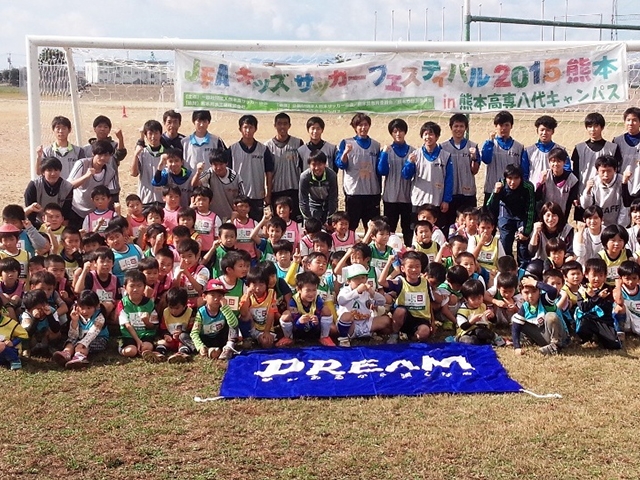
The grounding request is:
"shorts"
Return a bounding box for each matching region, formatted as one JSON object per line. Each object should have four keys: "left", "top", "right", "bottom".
{"left": 352, "top": 318, "right": 373, "bottom": 338}
{"left": 399, "top": 310, "right": 430, "bottom": 337}
{"left": 65, "top": 336, "right": 108, "bottom": 353}
{"left": 118, "top": 336, "right": 154, "bottom": 353}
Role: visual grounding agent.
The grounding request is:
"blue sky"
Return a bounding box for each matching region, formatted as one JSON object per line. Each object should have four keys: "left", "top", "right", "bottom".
{"left": 2, "top": 0, "right": 638, "bottom": 68}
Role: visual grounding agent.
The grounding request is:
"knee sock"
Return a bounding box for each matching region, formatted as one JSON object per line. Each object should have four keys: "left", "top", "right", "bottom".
{"left": 320, "top": 316, "right": 333, "bottom": 338}
{"left": 238, "top": 320, "right": 251, "bottom": 339}
{"left": 280, "top": 319, "right": 294, "bottom": 339}
{"left": 337, "top": 320, "right": 351, "bottom": 338}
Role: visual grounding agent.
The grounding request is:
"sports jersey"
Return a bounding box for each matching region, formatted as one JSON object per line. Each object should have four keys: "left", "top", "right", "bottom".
{"left": 228, "top": 140, "right": 273, "bottom": 200}
{"left": 572, "top": 140, "right": 619, "bottom": 193}
{"left": 0, "top": 249, "right": 29, "bottom": 280}
{"left": 128, "top": 215, "right": 146, "bottom": 239}
{"left": 614, "top": 133, "right": 640, "bottom": 195}
{"left": 163, "top": 207, "right": 179, "bottom": 232}
{"left": 289, "top": 293, "right": 324, "bottom": 332}
{"left": 136, "top": 145, "right": 164, "bottom": 204}
{"left": 413, "top": 241, "right": 439, "bottom": 264}
{"left": 395, "top": 277, "right": 432, "bottom": 320}
{"left": 298, "top": 140, "right": 337, "bottom": 168}
{"left": 233, "top": 217, "right": 257, "bottom": 259}
{"left": 181, "top": 132, "right": 226, "bottom": 172}
{"left": 152, "top": 167, "right": 193, "bottom": 208}
{"left": 440, "top": 138, "right": 479, "bottom": 197}
{"left": 161, "top": 306, "right": 193, "bottom": 335}
{"left": 456, "top": 302, "right": 489, "bottom": 337}
{"left": 195, "top": 211, "right": 221, "bottom": 252}
{"left": 379, "top": 143, "right": 414, "bottom": 204}
{"left": 0, "top": 315, "right": 29, "bottom": 354}
{"left": 282, "top": 220, "right": 301, "bottom": 250}
{"left": 118, "top": 295, "right": 157, "bottom": 340}
{"left": 336, "top": 136, "right": 382, "bottom": 196}
{"left": 191, "top": 304, "right": 238, "bottom": 351}
{"left": 219, "top": 276, "right": 245, "bottom": 316}
{"left": 86, "top": 271, "right": 120, "bottom": 304}
{"left": 580, "top": 174, "right": 628, "bottom": 227}
{"left": 178, "top": 264, "right": 210, "bottom": 307}
{"left": 538, "top": 171, "right": 579, "bottom": 217}
{"left": 112, "top": 244, "right": 143, "bottom": 284}
{"left": 75, "top": 310, "right": 109, "bottom": 341}
{"left": 332, "top": 230, "right": 357, "bottom": 252}
{"left": 43, "top": 143, "right": 85, "bottom": 180}
{"left": 245, "top": 289, "right": 278, "bottom": 332}
{"left": 369, "top": 243, "right": 394, "bottom": 278}
{"left": 473, "top": 235, "right": 500, "bottom": 271}
{"left": 266, "top": 135, "right": 304, "bottom": 193}
{"left": 28, "top": 177, "right": 73, "bottom": 222}
{"left": 68, "top": 159, "right": 117, "bottom": 217}
{"left": 404, "top": 145, "right": 453, "bottom": 206}
{"left": 599, "top": 248, "right": 633, "bottom": 286}
{"left": 523, "top": 142, "right": 567, "bottom": 185}
{"left": 621, "top": 285, "right": 640, "bottom": 335}
{"left": 82, "top": 209, "right": 117, "bottom": 234}
{"left": 480, "top": 137, "right": 525, "bottom": 194}
{"left": 197, "top": 167, "right": 243, "bottom": 220}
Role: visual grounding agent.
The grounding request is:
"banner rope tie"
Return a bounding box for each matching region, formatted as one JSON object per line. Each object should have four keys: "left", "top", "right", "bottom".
{"left": 520, "top": 389, "right": 562, "bottom": 399}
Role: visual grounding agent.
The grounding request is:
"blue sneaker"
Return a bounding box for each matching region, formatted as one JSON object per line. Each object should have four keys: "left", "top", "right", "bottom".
{"left": 10, "top": 359, "right": 22, "bottom": 370}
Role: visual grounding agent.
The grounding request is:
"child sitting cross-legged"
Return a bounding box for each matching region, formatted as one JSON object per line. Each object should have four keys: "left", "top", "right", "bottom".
{"left": 510, "top": 266, "right": 568, "bottom": 356}
{"left": 278, "top": 271, "right": 336, "bottom": 347}
{"left": 51, "top": 290, "right": 108, "bottom": 369}
{"left": 156, "top": 287, "right": 194, "bottom": 363}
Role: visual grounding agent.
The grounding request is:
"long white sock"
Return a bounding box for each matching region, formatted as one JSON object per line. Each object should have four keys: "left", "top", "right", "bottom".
{"left": 320, "top": 316, "right": 333, "bottom": 337}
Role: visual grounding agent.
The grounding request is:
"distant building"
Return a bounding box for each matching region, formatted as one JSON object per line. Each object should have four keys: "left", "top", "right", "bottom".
{"left": 84, "top": 59, "right": 172, "bottom": 85}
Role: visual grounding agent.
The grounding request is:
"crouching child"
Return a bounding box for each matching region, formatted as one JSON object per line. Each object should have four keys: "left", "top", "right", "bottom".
{"left": 191, "top": 279, "right": 239, "bottom": 360}
{"left": 52, "top": 290, "right": 108, "bottom": 369}
{"left": 0, "top": 310, "right": 28, "bottom": 370}
{"left": 511, "top": 275, "right": 568, "bottom": 355}
{"left": 157, "top": 287, "right": 195, "bottom": 363}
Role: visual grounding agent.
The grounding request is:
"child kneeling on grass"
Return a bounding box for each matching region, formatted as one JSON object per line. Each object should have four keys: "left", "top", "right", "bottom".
{"left": 191, "top": 279, "right": 239, "bottom": 360}
{"left": 278, "top": 271, "right": 336, "bottom": 347}
{"left": 52, "top": 290, "right": 108, "bottom": 369}
{"left": 335, "top": 263, "right": 390, "bottom": 347}
{"left": 117, "top": 270, "right": 160, "bottom": 360}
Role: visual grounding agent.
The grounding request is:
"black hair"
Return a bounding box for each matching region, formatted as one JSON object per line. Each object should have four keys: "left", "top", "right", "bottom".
{"left": 447, "top": 265, "right": 470, "bottom": 285}
{"left": 23, "top": 289, "right": 49, "bottom": 310}
{"left": 124, "top": 270, "right": 147, "bottom": 286}
{"left": 144, "top": 204, "right": 165, "bottom": 221}
{"left": 296, "top": 271, "right": 320, "bottom": 289}
{"left": 306, "top": 116, "right": 325, "bottom": 130}
{"left": 0, "top": 257, "right": 21, "bottom": 273}
{"left": 125, "top": 194, "right": 143, "bottom": 205}
{"left": 493, "top": 110, "right": 514, "bottom": 126}
{"left": 143, "top": 120, "right": 162, "bottom": 134}
{"left": 220, "top": 250, "right": 247, "bottom": 274}
{"left": 548, "top": 147, "right": 568, "bottom": 164}
{"left": 351, "top": 242, "right": 372, "bottom": 261}
{"left": 584, "top": 257, "right": 607, "bottom": 276}
{"left": 163, "top": 110, "right": 182, "bottom": 124}
{"left": 246, "top": 265, "right": 268, "bottom": 286}
{"left": 77, "top": 290, "right": 100, "bottom": 308}
{"left": 272, "top": 239, "right": 294, "bottom": 255}
{"left": 30, "top": 270, "right": 56, "bottom": 288}
{"left": 162, "top": 185, "right": 182, "bottom": 197}
{"left": 543, "top": 269, "right": 564, "bottom": 284}
{"left": 388, "top": 118, "right": 408, "bottom": 134}
{"left": 618, "top": 260, "right": 640, "bottom": 278}
{"left": 419, "top": 121, "right": 441, "bottom": 138}
{"left": 584, "top": 112, "right": 605, "bottom": 128}
{"left": 426, "top": 262, "right": 446, "bottom": 285}
{"left": 305, "top": 251, "right": 328, "bottom": 265}
{"left": 303, "top": 217, "right": 322, "bottom": 235}
{"left": 43, "top": 254, "right": 65, "bottom": 268}
{"left": 239, "top": 114, "right": 258, "bottom": 128}
{"left": 623, "top": 107, "right": 640, "bottom": 121}
{"left": 209, "top": 148, "right": 227, "bottom": 165}
{"left": 371, "top": 218, "right": 391, "bottom": 235}
{"left": 313, "top": 231, "right": 333, "bottom": 249}
{"left": 545, "top": 237, "right": 568, "bottom": 255}
{"left": 219, "top": 222, "right": 237, "bottom": 237}
{"left": 504, "top": 164, "right": 523, "bottom": 179}
{"left": 449, "top": 234, "right": 468, "bottom": 246}
{"left": 138, "top": 257, "right": 159, "bottom": 272}
{"left": 94, "top": 246, "right": 115, "bottom": 262}
{"left": 192, "top": 110, "right": 212, "bottom": 123}
{"left": 91, "top": 140, "right": 115, "bottom": 156}
{"left": 534, "top": 115, "right": 557, "bottom": 131}
{"left": 177, "top": 207, "right": 196, "bottom": 223}
{"left": 449, "top": 113, "right": 468, "bottom": 128}
{"left": 103, "top": 223, "right": 124, "bottom": 238}
{"left": 266, "top": 216, "right": 287, "bottom": 232}
{"left": 601, "top": 224, "right": 629, "bottom": 247}
{"left": 497, "top": 272, "right": 519, "bottom": 290}
{"left": 145, "top": 223, "right": 167, "bottom": 241}
{"left": 91, "top": 185, "right": 111, "bottom": 199}
{"left": 172, "top": 225, "right": 191, "bottom": 239}
{"left": 177, "top": 239, "right": 200, "bottom": 256}
{"left": 2, "top": 204, "right": 26, "bottom": 222}
{"left": 330, "top": 211, "right": 350, "bottom": 224}
{"left": 595, "top": 154, "right": 618, "bottom": 170}
{"left": 561, "top": 260, "right": 583, "bottom": 276}
{"left": 274, "top": 196, "right": 293, "bottom": 210}
{"left": 460, "top": 279, "right": 485, "bottom": 298}
{"left": 166, "top": 287, "right": 189, "bottom": 307}
{"left": 92, "top": 115, "right": 112, "bottom": 129}
{"left": 274, "top": 112, "right": 291, "bottom": 124}
{"left": 40, "top": 157, "right": 63, "bottom": 173}
{"left": 51, "top": 115, "right": 72, "bottom": 130}
{"left": 413, "top": 220, "right": 433, "bottom": 234}
{"left": 308, "top": 150, "right": 327, "bottom": 165}
{"left": 583, "top": 205, "right": 604, "bottom": 219}
{"left": 28, "top": 255, "right": 46, "bottom": 269}
{"left": 350, "top": 113, "right": 371, "bottom": 128}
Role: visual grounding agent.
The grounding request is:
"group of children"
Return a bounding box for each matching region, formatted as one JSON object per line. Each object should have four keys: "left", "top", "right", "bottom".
{"left": 1, "top": 105, "right": 640, "bottom": 372}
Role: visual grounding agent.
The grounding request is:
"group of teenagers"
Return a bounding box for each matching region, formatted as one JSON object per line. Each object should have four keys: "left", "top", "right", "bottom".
{"left": 1, "top": 104, "right": 640, "bottom": 372}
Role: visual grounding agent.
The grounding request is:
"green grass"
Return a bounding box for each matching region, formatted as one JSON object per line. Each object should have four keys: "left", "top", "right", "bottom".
{"left": 2, "top": 335, "right": 640, "bottom": 479}
{"left": 0, "top": 85, "right": 26, "bottom": 99}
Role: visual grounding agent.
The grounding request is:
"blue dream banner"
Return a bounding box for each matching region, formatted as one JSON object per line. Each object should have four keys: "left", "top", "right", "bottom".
{"left": 219, "top": 343, "right": 522, "bottom": 399}
{"left": 175, "top": 43, "right": 628, "bottom": 114}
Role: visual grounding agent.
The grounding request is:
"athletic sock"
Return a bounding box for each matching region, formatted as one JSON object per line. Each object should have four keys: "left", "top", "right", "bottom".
{"left": 320, "top": 316, "right": 333, "bottom": 338}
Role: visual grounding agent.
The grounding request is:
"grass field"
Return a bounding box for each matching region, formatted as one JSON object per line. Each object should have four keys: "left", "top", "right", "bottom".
{"left": 2, "top": 88, "right": 640, "bottom": 479}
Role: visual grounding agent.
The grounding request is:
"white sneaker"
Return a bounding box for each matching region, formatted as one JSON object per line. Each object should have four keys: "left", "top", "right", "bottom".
{"left": 338, "top": 336, "right": 351, "bottom": 347}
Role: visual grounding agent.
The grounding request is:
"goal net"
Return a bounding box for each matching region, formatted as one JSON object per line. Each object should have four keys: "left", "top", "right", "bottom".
{"left": 27, "top": 38, "right": 640, "bottom": 196}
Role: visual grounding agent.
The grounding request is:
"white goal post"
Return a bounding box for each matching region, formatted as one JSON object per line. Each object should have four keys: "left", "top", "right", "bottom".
{"left": 26, "top": 35, "right": 640, "bottom": 180}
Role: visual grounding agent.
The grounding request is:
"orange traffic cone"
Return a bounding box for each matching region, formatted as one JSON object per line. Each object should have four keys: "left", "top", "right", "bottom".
{"left": 122, "top": 106, "right": 128, "bottom": 118}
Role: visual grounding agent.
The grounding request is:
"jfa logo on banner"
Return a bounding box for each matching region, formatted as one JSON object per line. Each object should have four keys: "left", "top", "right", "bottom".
{"left": 219, "top": 343, "right": 522, "bottom": 399}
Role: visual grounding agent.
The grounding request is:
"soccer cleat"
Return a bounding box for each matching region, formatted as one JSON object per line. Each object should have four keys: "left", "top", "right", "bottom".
{"left": 539, "top": 343, "right": 558, "bottom": 356}
{"left": 338, "top": 336, "right": 351, "bottom": 347}
{"left": 10, "top": 360, "right": 22, "bottom": 370}
{"left": 208, "top": 347, "right": 221, "bottom": 359}
{"left": 386, "top": 333, "right": 399, "bottom": 345}
{"left": 167, "top": 352, "right": 188, "bottom": 364}
{"left": 65, "top": 353, "right": 90, "bottom": 369}
{"left": 52, "top": 350, "right": 72, "bottom": 367}
{"left": 275, "top": 337, "right": 294, "bottom": 348}
{"left": 319, "top": 336, "right": 336, "bottom": 347}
